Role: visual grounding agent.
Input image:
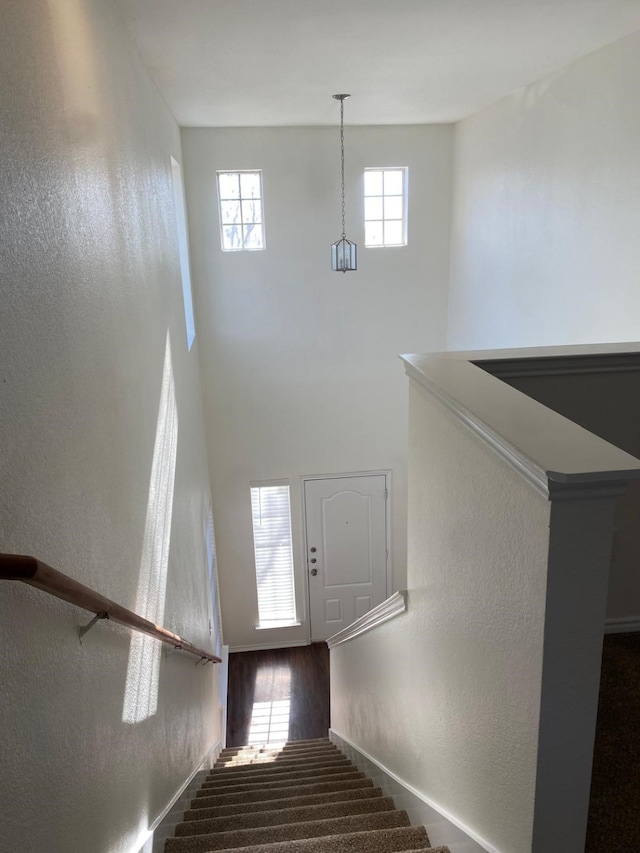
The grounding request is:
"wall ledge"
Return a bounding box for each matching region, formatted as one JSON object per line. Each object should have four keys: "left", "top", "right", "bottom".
{"left": 326, "top": 591, "right": 406, "bottom": 649}
{"left": 402, "top": 349, "right": 640, "bottom": 502}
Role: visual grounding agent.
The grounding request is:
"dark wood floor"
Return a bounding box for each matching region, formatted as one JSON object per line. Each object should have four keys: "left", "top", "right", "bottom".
{"left": 226, "top": 643, "right": 330, "bottom": 747}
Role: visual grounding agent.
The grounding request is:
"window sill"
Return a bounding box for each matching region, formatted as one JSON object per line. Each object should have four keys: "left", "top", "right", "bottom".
{"left": 255, "top": 621, "right": 302, "bottom": 631}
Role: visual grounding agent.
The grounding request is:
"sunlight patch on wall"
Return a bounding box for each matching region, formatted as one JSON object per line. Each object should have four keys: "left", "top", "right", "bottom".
{"left": 122, "top": 332, "right": 178, "bottom": 724}
{"left": 46, "top": 0, "right": 103, "bottom": 145}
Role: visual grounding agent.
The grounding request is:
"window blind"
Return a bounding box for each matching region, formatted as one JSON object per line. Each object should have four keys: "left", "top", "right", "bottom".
{"left": 250, "top": 483, "right": 296, "bottom": 626}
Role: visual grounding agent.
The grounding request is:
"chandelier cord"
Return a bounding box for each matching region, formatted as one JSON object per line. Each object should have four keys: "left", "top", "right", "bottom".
{"left": 340, "top": 97, "right": 346, "bottom": 239}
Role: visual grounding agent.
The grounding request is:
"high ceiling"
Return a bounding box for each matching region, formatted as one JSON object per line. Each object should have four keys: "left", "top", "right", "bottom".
{"left": 115, "top": 0, "right": 640, "bottom": 127}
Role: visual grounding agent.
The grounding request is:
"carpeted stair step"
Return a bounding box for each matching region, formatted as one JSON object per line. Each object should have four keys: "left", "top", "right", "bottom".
{"left": 213, "top": 751, "right": 343, "bottom": 771}
{"left": 216, "top": 745, "right": 339, "bottom": 765}
{"left": 198, "top": 768, "right": 363, "bottom": 795}
{"left": 166, "top": 810, "right": 413, "bottom": 853}
{"left": 176, "top": 795, "right": 397, "bottom": 835}
{"left": 166, "top": 740, "right": 450, "bottom": 853}
{"left": 187, "top": 827, "right": 443, "bottom": 853}
{"left": 221, "top": 739, "right": 331, "bottom": 757}
{"left": 206, "top": 755, "right": 350, "bottom": 781}
{"left": 184, "top": 785, "right": 384, "bottom": 821}
{"left": 191, "top": 777, "right": 374, "bottom": 810}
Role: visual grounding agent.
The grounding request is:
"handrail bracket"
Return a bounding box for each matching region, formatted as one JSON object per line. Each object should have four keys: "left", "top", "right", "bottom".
{"left": 78, "top": 610, "right": 110, "bottom": 643}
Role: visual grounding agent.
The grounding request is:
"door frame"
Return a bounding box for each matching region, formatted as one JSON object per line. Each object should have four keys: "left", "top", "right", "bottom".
{"left": 299, "top": 470, "right": 392, "bottom": 642}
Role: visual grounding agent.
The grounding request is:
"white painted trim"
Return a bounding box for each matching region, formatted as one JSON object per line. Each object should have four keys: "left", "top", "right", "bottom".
{"left": 402, "top": 354, "right": 640, "bottom": 501}
{"left": 329, "top": 729, "right": 501, "bottom": 853}
{"left": 131, "top": 737, "right": 223, "bottom": 853}
{"left": 605, "top": 616, "right": 640, "bottom": 634}
{"left": 404, "top": 361, "right": 549, "bottom": 499}
{"left": 229, "top": 639, "right": 310, "bottom": 653}
{"left": 326, "top": 590, "right": 407, "bottom": 648}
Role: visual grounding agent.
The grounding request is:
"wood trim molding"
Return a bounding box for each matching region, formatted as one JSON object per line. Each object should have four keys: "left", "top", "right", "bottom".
{"left": 326, "top": 590, "right": 407, "bottom": 648}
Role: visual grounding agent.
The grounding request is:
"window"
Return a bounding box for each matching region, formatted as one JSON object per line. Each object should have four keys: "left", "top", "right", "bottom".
{"left": 170, "top": 157, "right": 196, "bottom": 350}
{"left": 250, "top": 482, "right": 296, "bottom": 627}
{"left": 217, "top": 170, "right": 265, "bottom": 251}
{"left": 364, "top": 167, "right": 407, "bottom": 247}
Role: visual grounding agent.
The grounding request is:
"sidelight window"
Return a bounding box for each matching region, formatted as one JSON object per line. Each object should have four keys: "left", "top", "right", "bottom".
{"left": 250, "top": 481, "right": 296, "bottom": 627}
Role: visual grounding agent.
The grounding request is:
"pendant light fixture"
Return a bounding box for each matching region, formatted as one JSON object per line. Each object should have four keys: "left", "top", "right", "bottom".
{"left": 331, "top": 94, "right": 357, "bottom": 272}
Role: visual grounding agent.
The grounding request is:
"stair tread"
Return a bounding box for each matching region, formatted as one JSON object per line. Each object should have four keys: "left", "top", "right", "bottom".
{"left": 217, "top": 746, "right": 339, "bottom": 764}
{"left": 207, "top": 756, "right": 350, "bottom": 780}
{"left": 213, "top": 754, "right": 343, "bottom": 771}
{"left": 166, "top": 742, "right": 451, "bottom": 853}
{"left": 176, "top": 796, "right": 396, "bottom": 836}
{"left": 197, "top": 770, "right": 365, "bottom": 796}
{"left": 185, "top": 786, "right": 384, "bottom": 821}
{"left": 202, "top": 760, "right": 357, "bottom": 788}
{"left": 178, "top": 826, "right": 436, "bottom": 853}
{"left": 166, "top": 810, "right": 411, "bottom": 853}
{"left": 191, "top": 777, "right": 374, "bottom": 809}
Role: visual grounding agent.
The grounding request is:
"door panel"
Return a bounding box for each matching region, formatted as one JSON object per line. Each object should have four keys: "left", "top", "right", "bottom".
{"left": 305, "top": 474, "right": 388, "bottom": 641}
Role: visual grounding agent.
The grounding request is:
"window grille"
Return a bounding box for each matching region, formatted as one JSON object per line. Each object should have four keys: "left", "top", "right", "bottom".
{"left": 364, "top": 167, "right": 408, "bottom": 247}
{"left": 217, "top": 170, "right": 265, "bottom": 251}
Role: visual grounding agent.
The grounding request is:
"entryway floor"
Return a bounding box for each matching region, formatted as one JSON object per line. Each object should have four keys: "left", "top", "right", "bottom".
{"left": 226, "top": 643, "right": 330, "bottom": 747}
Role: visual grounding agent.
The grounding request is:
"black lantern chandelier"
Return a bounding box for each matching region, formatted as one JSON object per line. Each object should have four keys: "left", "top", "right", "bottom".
{"left": 331, "top": 94, "right": 357, "bottom": 272}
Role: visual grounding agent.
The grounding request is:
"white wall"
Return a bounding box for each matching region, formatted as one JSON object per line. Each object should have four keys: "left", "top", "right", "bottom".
{"left": 181, "top": 125, "right": 452, "bottom": 650}
{"left": 447, "top": 29, "right": 640, "bottom": 350}
{"left": 0, "top": 2, "right": 222, "bottom": 851}
{"left": 332, "top": 381, "right": 552, "bottom": 853}
{"left": 331, "top": 371, "right": 624, "bottom": 852}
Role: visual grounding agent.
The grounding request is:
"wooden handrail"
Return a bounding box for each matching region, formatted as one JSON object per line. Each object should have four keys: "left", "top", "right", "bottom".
{"left": 0, "top": 554, "right": 221, "bottom": 664}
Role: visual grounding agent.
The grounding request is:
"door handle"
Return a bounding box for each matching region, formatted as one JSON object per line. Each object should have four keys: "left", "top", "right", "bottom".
{"left": 310, "top": 568, "right": 318, "bottom": 576}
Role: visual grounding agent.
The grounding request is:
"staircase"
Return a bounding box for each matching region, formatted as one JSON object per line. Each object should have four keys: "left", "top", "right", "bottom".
{"left": 165, "top": 738, "right": 450, "bottom": 853}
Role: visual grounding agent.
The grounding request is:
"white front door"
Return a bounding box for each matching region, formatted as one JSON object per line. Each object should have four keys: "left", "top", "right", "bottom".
{"left": 304, "top": 474, "right": 388, "bottom": 641}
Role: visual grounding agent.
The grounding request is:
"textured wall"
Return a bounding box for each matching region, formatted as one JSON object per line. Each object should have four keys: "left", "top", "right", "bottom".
{"left": 0, "top": 2, "right": 222, "bottom": 851}
{"left": 181, "top": 125, "right": 452, "bottom": 650}
{"left": 447, "top": 29, "right": 640, "bottom": 350}
{"left": 331, "top": 380, "right": 551, "bottom": 853}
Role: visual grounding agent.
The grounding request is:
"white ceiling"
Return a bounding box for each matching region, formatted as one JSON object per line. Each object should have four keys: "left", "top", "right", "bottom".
{"left": 115, "top": 0, "right": 640, "bottom": 127}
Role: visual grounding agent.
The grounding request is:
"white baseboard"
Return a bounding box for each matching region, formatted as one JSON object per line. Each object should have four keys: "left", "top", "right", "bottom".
{"left": 229, "top": 639, "right": 310, "bottom": 652}
{"left": 127, "top": 737, "right": 223, "bottom": 853}
{"left": 329, "top": 729, "right": 501, "bottom": 853}
{"left": 605, "top": 616, "right": 640, "bottom": 634}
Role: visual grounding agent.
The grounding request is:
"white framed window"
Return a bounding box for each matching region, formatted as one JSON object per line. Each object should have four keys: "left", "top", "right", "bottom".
{"left": 250, "top": 481, "right": 296, "bottom": 627}
{"left": 217, "top": 170, "right": 265, "bottom": 251}
{"left": 364, "top": 167, "right": 408, "bottom": 247}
